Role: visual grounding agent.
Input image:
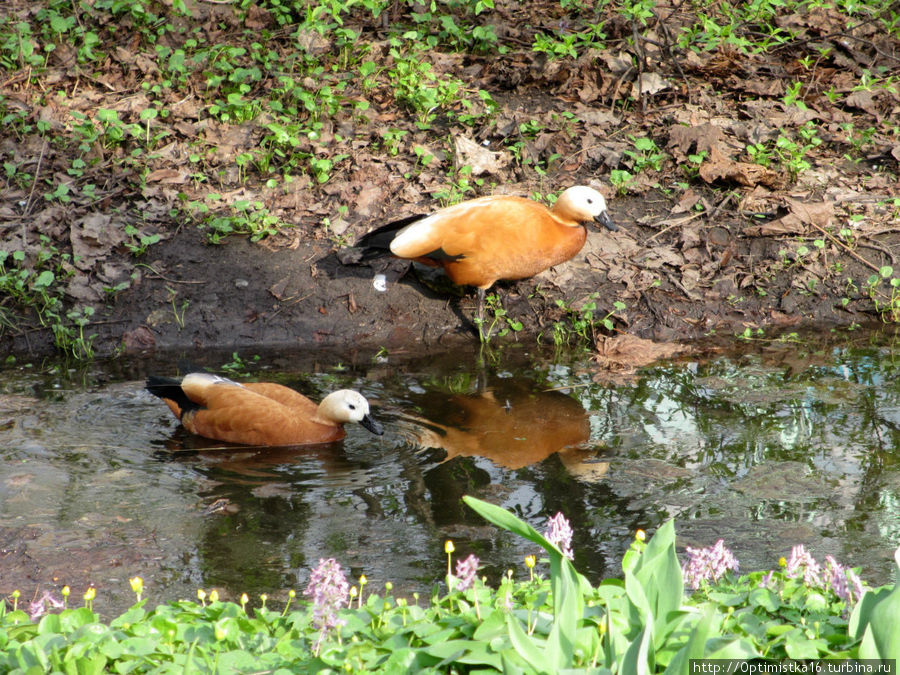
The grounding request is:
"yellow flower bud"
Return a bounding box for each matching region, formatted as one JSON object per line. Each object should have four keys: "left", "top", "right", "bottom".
{"left": 359, "top": 575, "right": 368, "bottom": 587}
{"left": 129, "top": 577, "right": 144, "bottom": 594}
{"left": 635, "top": 529, "right": 646, "bottom": 541}
{"left": 209, "top": 589, "right": 219, "bottom": 603}
{"left": 61, "top": 587, "right": 70, "bottom": 598}
{"left": 197, "top": 589, "right": 207, "bottom": 601}
{"left": 444, "top": 540, "right": 455, "bottom": 554}
{"left": 525, "top": 555, "right": 536, "bottom": 569}
{"left": 84, "top": 587, "right": 96, "bottom": 601}
{"left": 779, "top": 557, "right": 787, "bottom": 568}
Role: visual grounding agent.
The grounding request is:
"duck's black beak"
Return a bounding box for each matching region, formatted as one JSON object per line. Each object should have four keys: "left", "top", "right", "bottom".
{"left": 594, "top": 210, "right": 617, "bottom": 231}
{"left": 360, "top": 414, "right": 384, "bottom": 436}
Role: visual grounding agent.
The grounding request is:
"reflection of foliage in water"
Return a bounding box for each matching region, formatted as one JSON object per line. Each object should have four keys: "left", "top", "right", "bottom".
{"left": 4, "top": 330, "right": 900, "bottom": 617}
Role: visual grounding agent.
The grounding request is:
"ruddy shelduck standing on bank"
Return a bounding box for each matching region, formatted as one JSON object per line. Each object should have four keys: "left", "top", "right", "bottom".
{"left": 354, "top": 186, "right": 617, "bottom": 333}
{"left": 146, "top": 373, "right": 384, "bottom": 446}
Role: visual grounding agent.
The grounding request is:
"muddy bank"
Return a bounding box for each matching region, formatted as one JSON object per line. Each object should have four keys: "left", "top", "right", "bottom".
{"left": 2, "top": 0, "right": 898, "bottom": 359}
{"left": 3, "top": 182, "right": 896, "bottom": 359}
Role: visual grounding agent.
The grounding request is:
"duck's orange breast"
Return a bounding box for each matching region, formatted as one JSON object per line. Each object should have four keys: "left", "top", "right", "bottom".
{"left": 390, "top": 197, "right": 588, "bottom": 289}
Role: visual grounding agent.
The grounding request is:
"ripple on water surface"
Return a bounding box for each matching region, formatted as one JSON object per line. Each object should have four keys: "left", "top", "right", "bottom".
{"left": 2, "top": 330, "right": 900, "bottom": 616}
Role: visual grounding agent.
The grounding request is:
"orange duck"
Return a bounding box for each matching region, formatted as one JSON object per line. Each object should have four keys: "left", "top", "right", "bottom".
{"left": 146, "top": 373, "right": 383, "bottom": 446}
{"left": 355, "top": 186, "right": 616, "bottom": 329}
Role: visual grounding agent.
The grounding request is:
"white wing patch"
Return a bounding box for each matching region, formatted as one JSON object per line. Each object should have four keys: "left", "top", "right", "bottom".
{"left": 390, "top": 198, "right": 492, "bottom": 257}
{"left": 182, "top": 372, "right": 243, "bottom": 389}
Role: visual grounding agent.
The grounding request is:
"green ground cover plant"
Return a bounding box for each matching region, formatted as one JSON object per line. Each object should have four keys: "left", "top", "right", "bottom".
{"left": 3, "top": 498, "right": 897, "bottom": 673}
{"left": 1, "top": 0, "right": 898, "bottom": 355}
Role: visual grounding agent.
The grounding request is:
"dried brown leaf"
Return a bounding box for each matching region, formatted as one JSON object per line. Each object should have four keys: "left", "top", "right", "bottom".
{"left": 667, "top": 123, "right": 728, "bottom": 163}
{"left": 632, "top": 71, "right": 670, "bottom": 98}
{"left": 70, "top": 213, "right": 126, "bottom": 271}
{"left": 699, "top": 145, "right": 783, "bottom": 188}
{"left": 145, "top": 168, "right": 188, "bottom": 184}
{"left": 744, "top": 199, "right": 833, "bottom": 237}
{"left": 453, "top": 136, "right": 511, "bottom": 176}
{"left": 671, "top": 189, "right": 701, "bottom": 214}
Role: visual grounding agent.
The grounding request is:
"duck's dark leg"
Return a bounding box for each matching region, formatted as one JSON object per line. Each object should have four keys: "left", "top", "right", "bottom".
{"left": 476, "top": 287, "right": 487, "bottom": 341}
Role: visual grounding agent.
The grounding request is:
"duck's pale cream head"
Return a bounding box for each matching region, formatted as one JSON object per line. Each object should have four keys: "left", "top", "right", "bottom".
{"left": 319, "top": 390, "right": 384, "bottom": 435}
{"left": 553, "top": 186, "right": 616, "bottom": 231}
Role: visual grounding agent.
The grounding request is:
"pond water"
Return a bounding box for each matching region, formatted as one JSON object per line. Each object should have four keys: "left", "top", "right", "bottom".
{"left": 2, "top": 327, "right": 900, "bottom": 618}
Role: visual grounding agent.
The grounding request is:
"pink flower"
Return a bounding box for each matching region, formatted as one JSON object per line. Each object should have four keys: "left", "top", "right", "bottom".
{"left": 28, "top": 591, "right": 64, "bottom": 622}
{"left": 847, "top": 568, "right": 865, "bottom": 601}
{"left": 682, "top": 539, "right": 740, "bottom": 590}
{"left": 304, "top": 558, "right": 349, "bottom": 651}
{"left": 824, "top": 554, "right": 866, "bottom": 610}
{"left": 785, "top": 544, "right": 822, "bottom": 587}
{"left": 545, "top": 512, "right": 574, "bottom": 560}
{"left": 455, "top": 554, "right": 480, "bottom": 591}
{"left": 824, "top": 555, "right": 851, "bottom": 603}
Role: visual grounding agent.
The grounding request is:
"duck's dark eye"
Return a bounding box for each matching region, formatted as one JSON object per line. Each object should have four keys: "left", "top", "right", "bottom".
{"left": 587, "top": 198, "right": 593, "bottom": 204}
{"left": 348, "top": 403, "right": 357, "bottom": 410}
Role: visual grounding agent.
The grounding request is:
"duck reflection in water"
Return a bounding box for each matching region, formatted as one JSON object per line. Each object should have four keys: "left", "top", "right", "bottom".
{"left": 400, "top": 381, "right": 609, "bottom": 480}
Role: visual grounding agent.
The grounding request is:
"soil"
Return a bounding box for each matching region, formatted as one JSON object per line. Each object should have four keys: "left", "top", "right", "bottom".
{"left": 2, "top": 1, "right": 899, "bottom": 358}
{"left": 82, "top": 185, "right": 899, "bottom": 357}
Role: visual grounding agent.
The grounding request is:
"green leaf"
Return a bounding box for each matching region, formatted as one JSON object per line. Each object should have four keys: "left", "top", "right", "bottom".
{"left": 472, "top": 609, "right": 507, "bottom": 641}
{"left": 704, "top": 637, "right": 760, "bottom": 658}
{"left": 216, "top": 650, "right": 266, "bottom": 671}
{"left": 783, "top": 629, "right": 829, "bottom": 659}
{"left": 850, "top": 586, "right": 892, "bottom": 640}
{"left": 60, "top": 608, "right": 99, "bottom": 631}
{"left": 37, "top": 613, "right": 62, "bottom": 635}
{"left": 632, "top": 520, "right": 683, "bottom": 640}
{"left": 379, "top": 647, "right": 419, "bottom": 672}
{"left": 34, "top": 270, "right": 54, "bottom": 288}
{"left": 463, "top": 495, "right": 584, "bottom": 670}
{"left": 858, "top": 546, "right": 900, "bottom": 659}
{"left": 506, "top": 613, "right": 551, "bottom": 673}
{"left": 663, "top": 609, "right": 714, "bottom": 674}
{"left": 620, "top": 622, "right": 653, "bottom": 675}
{"left": 747, "top": 587, "right": 779, "bottom": 613}
{"left": 625, "top": 569, "right": 652, "bottom": 618}
{"left": 426, "top": 638, "right": 503, "bottom": 668}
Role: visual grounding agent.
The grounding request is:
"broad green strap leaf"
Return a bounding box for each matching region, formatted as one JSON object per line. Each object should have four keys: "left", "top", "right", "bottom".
{"left": 625, "top": 570, "right": 652, "bottom": 619}
{"left": 506, "top": 613, "right": 552, "bottom": 674}
{"left": 464, "top": 495, "right": 584, "bottom": 670}
{"left": 662, "top": 609, "right": 714, "bottom": 675}
{"left": 632, "top": 520, "right": 683, "bottom": 639}
{"left": 619, "top": 620, "right": 653, "bottom": 675}
{"left": 858, "top": 545, "right": 900, "bottom": 659}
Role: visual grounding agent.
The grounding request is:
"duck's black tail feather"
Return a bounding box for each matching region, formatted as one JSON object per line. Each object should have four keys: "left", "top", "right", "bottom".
{"left": 353, "top": 213, "right": 426, "bottom": 260}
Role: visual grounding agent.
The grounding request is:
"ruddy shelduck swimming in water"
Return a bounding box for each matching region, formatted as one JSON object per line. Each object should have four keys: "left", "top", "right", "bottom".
{"left": 146, "top": 373, "right": 384, "bottom": 446}
{"left": 355, "top": 186, "right": 616, "bottom": 331}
